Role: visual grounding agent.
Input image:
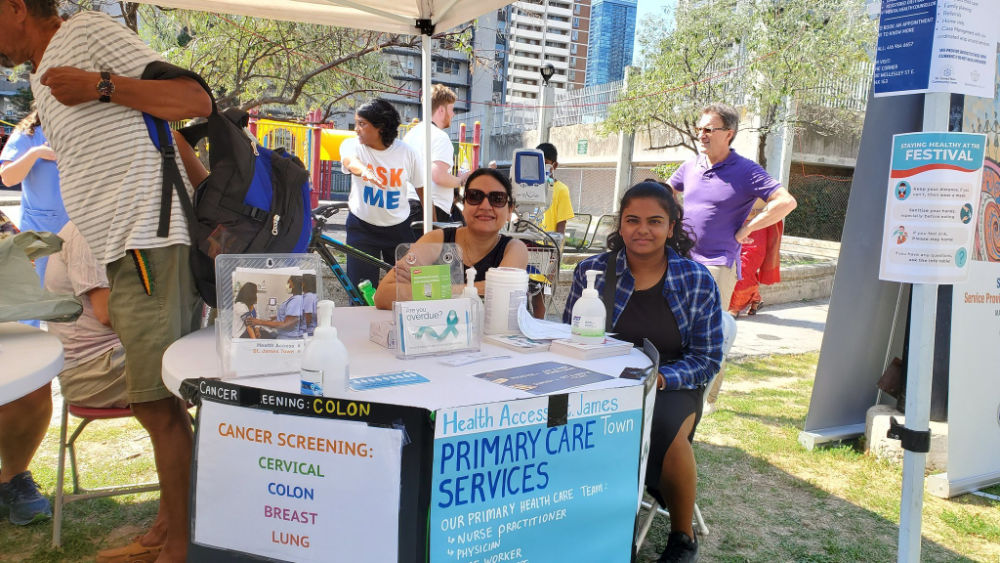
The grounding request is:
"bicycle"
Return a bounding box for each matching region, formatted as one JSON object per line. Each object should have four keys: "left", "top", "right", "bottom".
{"left": 310, "top": 202, "right": 393, "bottom": 306}
{"left": 504, "top": 217, "right": 563, "bottom": 319}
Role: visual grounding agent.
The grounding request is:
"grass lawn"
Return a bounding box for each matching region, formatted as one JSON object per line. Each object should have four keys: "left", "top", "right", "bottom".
{"left": 3, "top": 353, "right": 998, "bottom": 561}
{"left": 638, "top": 353, "right": 1000, "bottom": 562}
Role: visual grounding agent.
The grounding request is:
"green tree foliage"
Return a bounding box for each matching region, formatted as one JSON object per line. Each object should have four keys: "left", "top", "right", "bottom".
{"left": 605, "top": 0, "right": 875, "bottom": 168}
{"left": 138, "top": 8, "right": 427, "bottom": 115}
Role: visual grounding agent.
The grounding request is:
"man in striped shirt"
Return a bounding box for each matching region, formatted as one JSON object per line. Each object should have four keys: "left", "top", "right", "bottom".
{"left": 1, "top": 2, "right": 211, "bottom": 561}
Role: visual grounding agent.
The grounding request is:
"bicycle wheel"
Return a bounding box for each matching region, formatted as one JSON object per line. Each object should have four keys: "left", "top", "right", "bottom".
{"left": 319, "top": 234, "right": 393, "bottom": 273}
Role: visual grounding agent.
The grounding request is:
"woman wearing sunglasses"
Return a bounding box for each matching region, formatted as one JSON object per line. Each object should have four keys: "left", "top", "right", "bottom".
{"left": 374, "top": 168, "right": 528, "bottom": 308}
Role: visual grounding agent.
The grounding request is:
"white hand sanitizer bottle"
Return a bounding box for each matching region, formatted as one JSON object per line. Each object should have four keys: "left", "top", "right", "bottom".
{"left": 571, "top": 270, "right": 606, "bottom": 344}
{"left": 300, "top": 300, "right": 349, "bottom": 396}
{"left": 462, "top": 266, "right": 484, "bottom": 338}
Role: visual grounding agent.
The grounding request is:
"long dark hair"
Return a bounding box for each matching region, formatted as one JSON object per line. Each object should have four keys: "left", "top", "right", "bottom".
{"left": 356, "top": 98, "right": 401, "bottom": 147}
{"left": 235, "top": 282, "right": 258, "bottom": 306}
{"left": 16, "top": 110, "right": 40, "bottom": 136}
{"left": 607, "top": 179, "right": 695, "bottom": 258}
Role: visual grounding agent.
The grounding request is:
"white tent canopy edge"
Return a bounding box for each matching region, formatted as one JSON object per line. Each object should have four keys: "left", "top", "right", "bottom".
{"left": 132, "top": 0, "right": 515, "bottom": 234}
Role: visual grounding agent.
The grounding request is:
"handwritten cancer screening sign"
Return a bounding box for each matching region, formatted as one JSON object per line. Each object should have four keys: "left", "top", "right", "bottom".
{"left": 880, "top": 132, "right": 986, "bottom": 283}
{"left": 193, "top": 399, "right": 404, "bottom": 562}
{"left": 428, "top": 386, "right": 643, "bottom": 563}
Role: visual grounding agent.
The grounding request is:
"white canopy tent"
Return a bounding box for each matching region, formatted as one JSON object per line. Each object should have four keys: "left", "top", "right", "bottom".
{"left": 134, "top": 0, "right": 514, "bottom": 233}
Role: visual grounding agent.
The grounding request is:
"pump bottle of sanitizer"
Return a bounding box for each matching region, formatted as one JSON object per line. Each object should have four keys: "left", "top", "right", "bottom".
{"left": 571, "top": 270, "right": 606, "bottom": 344}
{"left": 462, "top": 267, "right": 484, "bottom": 338}
{"left": 300, "top": 300, "right": 349, "bottom": 396}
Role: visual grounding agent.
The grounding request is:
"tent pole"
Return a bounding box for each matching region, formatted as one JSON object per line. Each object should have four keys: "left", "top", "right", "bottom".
{"left": 896, "top": 91, "right": 949, "bottom": 563}
{"left": 421, "top": 33, "right": 434, "bottom": 235}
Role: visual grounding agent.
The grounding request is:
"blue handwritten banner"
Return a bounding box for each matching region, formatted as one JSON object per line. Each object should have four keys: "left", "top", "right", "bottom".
{"left": 429, "top": 387, "right": 644, "bottom": 562}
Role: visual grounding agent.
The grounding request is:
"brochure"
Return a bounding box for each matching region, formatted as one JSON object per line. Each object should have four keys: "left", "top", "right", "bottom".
{"left": 483, "top": 333, "right": 552, "bottom": 353}
{"left": 394, "top": 298, "right": 479, "bottom": 358}
{"left": 549, "top": 336, "right": 633, "bottom": 360}
{"left": 348, "top": 370, "right": 430, "bottom": 391}
{"left": 227, "top": 265, "right": 316, "bottom": 376}
{"left": 473, "top": 361, "right": 613, "bottom": 395}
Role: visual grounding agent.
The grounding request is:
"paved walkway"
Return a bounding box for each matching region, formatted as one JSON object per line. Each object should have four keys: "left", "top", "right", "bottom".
{"left": 728, "top": 298, "right": 829, "bottom": 359}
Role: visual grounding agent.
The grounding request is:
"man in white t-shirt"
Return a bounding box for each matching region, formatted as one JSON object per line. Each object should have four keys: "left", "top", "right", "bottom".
{"left": 1, "top": 3, "right": 211, "bottom": 560}
{"left": 341, "top": 98, "right": 424, "bottom": 288}
{"left": 403, "top": 84, "right": 471, "bottom": 224}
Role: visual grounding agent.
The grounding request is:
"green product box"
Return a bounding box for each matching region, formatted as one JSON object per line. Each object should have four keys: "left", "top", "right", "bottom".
{"left": 411, "top": 264, "right": 453, "bottom": 301}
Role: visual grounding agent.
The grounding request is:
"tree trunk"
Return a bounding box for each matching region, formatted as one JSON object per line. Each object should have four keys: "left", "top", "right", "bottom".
{"left": 120, "top": 2, "right": 139, "bottom": 33}
{"left": 757, "top": 130, "right": 769, "bottom": 170}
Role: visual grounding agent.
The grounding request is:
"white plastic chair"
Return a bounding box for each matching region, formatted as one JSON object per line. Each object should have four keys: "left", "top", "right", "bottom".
{"left": 634, "top": 312, "right": 737, "bottom": 549}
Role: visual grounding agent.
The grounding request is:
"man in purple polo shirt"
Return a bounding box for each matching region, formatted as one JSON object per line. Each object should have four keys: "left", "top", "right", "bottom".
{"left": 668, "top": 102, "right": 796, "bottom": 408}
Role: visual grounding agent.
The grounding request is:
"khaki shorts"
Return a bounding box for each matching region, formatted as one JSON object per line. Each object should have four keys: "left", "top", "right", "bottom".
{"left": 705, "top": 264, "right": 738, "bottom": 309}
{"left": 58, "top": 345, "right": 128, "bottom": 409}
{"left": 106, "top": 245, "right": 199, "bottom": 404}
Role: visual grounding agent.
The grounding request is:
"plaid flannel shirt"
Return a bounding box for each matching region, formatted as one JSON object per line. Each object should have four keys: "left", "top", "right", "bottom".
{"left": 563, "top": 248, "right": 723, "bottom": 391}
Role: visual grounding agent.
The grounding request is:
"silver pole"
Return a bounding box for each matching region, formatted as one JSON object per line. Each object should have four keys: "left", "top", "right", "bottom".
{"left": 421, "top": 33, "right": 434, "bottom": 235}
{"left": 896, "top": 90, "right": 949, "bottom": 563}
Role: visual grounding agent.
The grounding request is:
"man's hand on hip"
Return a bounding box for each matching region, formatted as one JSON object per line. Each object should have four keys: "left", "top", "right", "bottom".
{"left": 735, "top": 225, "right": 753, "bottom": 245}
{"left": 40, "top": 67, "right": 100, "bottom": 105}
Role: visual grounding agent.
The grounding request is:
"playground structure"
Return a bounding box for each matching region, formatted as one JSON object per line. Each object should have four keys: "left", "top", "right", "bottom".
{"left": 248, "top": 111, "right": 480, "bottom": 207}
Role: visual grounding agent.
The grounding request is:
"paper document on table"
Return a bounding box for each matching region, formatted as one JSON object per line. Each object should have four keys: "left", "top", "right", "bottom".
{"left": 438, "top": 352, "right": 510, "bottom": 366}
{"left": 516, "top": 306, "right": 573, "bottom": 340}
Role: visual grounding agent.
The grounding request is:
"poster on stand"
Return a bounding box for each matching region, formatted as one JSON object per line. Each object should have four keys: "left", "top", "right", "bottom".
{"left": 874, "top": 0, "right": 998, "bottom": 99}
{"left": 879, "top": 131, "right": 986, "bottom": 284}
{"left": 928, "top": 89, "right": 1000, "bottom": 497}
{"left": 428, "top": 386, "right": 644, "bottom": 563}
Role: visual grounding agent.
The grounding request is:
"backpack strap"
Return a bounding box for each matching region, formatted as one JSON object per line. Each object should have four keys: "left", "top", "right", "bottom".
{"left": 603, "top": 249, "right": 618, "bottom": 332}
{"left": 143, "top": 114, "right": 195, "bottom": 239}
{"left": 139, "top": 62, "right": 216, "bottom": 239}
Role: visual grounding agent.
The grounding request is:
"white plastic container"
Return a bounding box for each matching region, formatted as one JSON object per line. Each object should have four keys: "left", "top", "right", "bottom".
{"left": 484, "top": 267, "right": 528, "bottom": 335}
{"left": 571, "top": 270, "right": 606, "bottom": 344}
{"left": 299, "top": 300, "right": 349, "bottom": 396}
{"left": 462, "top": 267, "right": 484, "bottom": 338}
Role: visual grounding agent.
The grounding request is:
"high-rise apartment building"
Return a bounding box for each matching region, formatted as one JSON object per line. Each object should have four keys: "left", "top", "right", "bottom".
{"left": 380, "top": 41, "right": 473, "bottom": 125}
{"left": 585, "top": 0, "right": 636, "bottom": 86}
{"left": 500, "top": 0, "right": 592, "bottom": 105}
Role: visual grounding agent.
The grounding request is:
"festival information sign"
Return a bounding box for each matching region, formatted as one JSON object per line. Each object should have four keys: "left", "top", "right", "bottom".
{"left": 879, "top": 132, "right": 986, "bottom": 284}
{"left": 926, "top": 92, "right": 1000, "bottom": 498}
{"left": 874, "top": 0, "right": 997, "bottom": 99}
{"left": 190, "top": 382, "right": 418, "bottom": 563}
{"left": 428, "top": 387, "right": 644, "bottom": 563}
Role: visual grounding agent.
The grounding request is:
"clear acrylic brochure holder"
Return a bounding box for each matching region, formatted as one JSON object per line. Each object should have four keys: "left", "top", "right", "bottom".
{"left": 391, "top": 242, "right": 480, "bottom": 358}
{"left": 215, "top": 253, "right": 324, "bottom": 378}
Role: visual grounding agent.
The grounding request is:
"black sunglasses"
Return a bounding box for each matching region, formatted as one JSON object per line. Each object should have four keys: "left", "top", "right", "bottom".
{"left": 464, "top": 188, "right": 510, "bottom": 208}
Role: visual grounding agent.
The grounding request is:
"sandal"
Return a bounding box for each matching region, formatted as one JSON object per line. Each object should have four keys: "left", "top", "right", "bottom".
{"left": 747, "top": 301, "right": 763, "bottom": 315}
{"left": 96, "top": 535, "right": 165, "bottom": 563}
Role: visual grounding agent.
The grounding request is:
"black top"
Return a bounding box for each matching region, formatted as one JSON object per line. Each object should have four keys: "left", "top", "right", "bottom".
{"left": 442, "top": 227, "right": 512, "bottom": 282}
{"left": 613, "top": 270, "right": 683, "bottom": 363}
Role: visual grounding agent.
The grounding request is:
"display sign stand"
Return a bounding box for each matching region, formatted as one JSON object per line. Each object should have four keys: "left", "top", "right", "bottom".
{"left": 181, "top": 379, "right": 435, "bottom": 563}
{"left": 894, "top": 91, "right": 949, "bottom": 563}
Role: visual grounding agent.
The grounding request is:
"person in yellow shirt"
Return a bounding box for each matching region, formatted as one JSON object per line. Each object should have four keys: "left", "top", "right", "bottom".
{"left": 531, "top": 143, "right": 575, "bottom": 318}
{"left": 536, "top": 143, "right": 575, "bottom": 233}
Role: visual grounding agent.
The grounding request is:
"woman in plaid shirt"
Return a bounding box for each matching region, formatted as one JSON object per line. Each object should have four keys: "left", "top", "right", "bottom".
{"left": 563, "top": 180, "right": 723, "bottom": 563}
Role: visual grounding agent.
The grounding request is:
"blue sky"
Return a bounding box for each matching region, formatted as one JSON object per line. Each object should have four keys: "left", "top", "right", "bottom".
{"left": 633, "top": 0, "right": 676, "bottom": 64}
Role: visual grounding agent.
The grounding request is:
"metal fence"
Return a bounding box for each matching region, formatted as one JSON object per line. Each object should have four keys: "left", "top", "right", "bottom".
{"left": 554, "top": 163, "right": 853, "bottom": 244}
{"left": 784, "top": 167, "right": 854, "bottom": 242}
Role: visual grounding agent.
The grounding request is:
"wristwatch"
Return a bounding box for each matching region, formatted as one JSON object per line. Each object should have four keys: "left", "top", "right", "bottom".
{"left": 96, "top": 71, "right": 114, "bottom": 103}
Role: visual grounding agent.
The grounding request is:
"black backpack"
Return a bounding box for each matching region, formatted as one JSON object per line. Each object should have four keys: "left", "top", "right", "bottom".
{"left": 141, "top": 62, "right": 312, "bottom": 307}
